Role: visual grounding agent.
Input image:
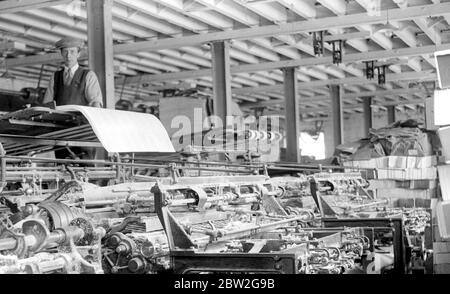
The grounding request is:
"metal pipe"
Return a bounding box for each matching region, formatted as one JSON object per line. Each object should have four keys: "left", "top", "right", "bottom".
{"left": 1, "top": 155, "right": 256, "bottom": 174}
{"left": 86, "top": 207, "right": 116, "bottom": 213}
{"left": 0, "top": 88, "right": 25, "bottom": 97}
{"left": 269, "top": 162, "right": 352, "bottom": 169}
{"left": 348, "top": 199, "right": 389, "bottom": 211}
{"left": 84, "top": 200, "right": 123, "bottom": 207}
{"left": 167, "top": 198, "right": 197, "bottom": 206}
{"left": 0, "top": 238, "right": 20, "bottom": 251}
{"left": 209, "top": 216, "right": 303, "bottom": 241}
{"left": 206, "top": 193, "right": 235, "bottom": 203}
{"left": 132, "top": 156, "right": 263, "bottom": 168}
{"left": 0, "top": 227, "right": 83, "bottom": 252}
{"left": 0, "top": 235, "right": 36, "bottom": 252}
{"left": 32, "top": 257, "right": 68, "bottom": 273}
{"left": 2, "top": 155, "right": 167, "bottom": 168}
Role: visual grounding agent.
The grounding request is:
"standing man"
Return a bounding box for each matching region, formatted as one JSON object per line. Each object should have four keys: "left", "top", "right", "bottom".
{"left": 43, "top": 37, "right": 103, "bottom": 160}
{"left": 43, "top": 37, "right": 103, "bottom": 107}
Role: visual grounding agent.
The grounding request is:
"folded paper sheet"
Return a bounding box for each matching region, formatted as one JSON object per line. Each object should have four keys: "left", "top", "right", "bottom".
{"left": 57, "top": 105, "right": 175, "bottom": 153}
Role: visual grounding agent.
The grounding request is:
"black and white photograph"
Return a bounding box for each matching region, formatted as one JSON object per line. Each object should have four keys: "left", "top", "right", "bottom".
{"left": 0, "top": 0, "right": 449, "bottom": 283}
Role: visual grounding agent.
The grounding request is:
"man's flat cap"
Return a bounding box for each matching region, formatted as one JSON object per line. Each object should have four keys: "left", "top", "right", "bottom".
{"left": 55, "top": 37, "right": 84, "bottom": 49}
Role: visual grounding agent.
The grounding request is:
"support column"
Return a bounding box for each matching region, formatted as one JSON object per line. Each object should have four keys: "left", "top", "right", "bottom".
{"left": 211, "top": 41, "right": 232, "bottom": 160}
{"left": 87, "top": 0, "right": 115, "bottom": 109}
{"left": 387, "top": 105, "right": 396, "bottom": 124}
{"left": 283, "top": 67, "right": 300, "bottom": 163}
{"left": 363, "top": 97, "right": 372, "bottom": 135}
{"left": 211, "top": 41, "right": 232, "bottom": 123}
{"left": 330, "top": 85, "right": 344, "bottom": 148}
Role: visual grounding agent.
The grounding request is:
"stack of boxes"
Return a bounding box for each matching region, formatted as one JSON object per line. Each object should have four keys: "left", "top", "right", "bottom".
{"left": 433, "top": 201, "right": 450, "bottom": 273}
{"left": 426, "top": 89, "right": 450, "bottom": 273}
{"left": 343, "top": 155, "right": 437, "bottom": 208}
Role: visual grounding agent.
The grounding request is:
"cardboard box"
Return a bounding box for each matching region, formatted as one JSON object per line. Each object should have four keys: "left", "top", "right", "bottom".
{"left": 376, "top": 167, "right": 437, "bottom": 180}
{"left": 376, "top": 188, "right": 436, "bottom": 199}
{"left": 431, "top": 198, "right": 439, "bottom": 219}
{"left": 436, "top": 201, "right": 450, "bottom": 240}
{"left": 369, "top": 180, "right": 437, "bottom": 190}
{"left": 433, "top": 242, "right": 450, "bottom": 253}
{"left": 438, "top": 127, "right": 450, "bottom": 162}
{"left": 434, "top": 253, "right": 450, "bottom": 264}
{"left": 434, "top": 263, "right": 450, "bottom": 274}
{"left": 438, "top": 165, "right": 450, "bottom": 201}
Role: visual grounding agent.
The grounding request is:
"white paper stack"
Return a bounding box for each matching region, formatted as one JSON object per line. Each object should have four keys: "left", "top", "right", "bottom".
{"left": 344, "top": 156, "right": 436, "bottom": 169}
{"left": 434, "top": 89, "right": 450, "bottom": 126}
{"left": 376, "top": 167, "right": 437, "bottom": 180}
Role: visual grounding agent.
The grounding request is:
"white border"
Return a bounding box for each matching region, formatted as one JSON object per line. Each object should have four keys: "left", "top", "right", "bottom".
{"left": 434, "top": 50, "right": 450, "bottom": 89}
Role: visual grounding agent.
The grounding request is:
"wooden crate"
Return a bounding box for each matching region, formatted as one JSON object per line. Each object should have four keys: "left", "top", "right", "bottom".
{"left": 434, "top": 263, "right": 450, "bottom": 274}
{"left": 434, "top": 253, "right": 450, "bottom": 264}
{"left": 433, "top": 242, "right": 450, "bottom": 253}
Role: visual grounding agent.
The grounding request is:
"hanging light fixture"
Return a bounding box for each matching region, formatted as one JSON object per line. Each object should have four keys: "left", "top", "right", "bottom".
{"left": 377, "top": 65, "right": 387, "bottom": 85}
{"left": 365, "top": 61, "right": 375, "bottom": 80}
{"left": 331, "top": 40, "right": 343, "bottom": 64}
{"left": 312, "top": 31, "right": 324, "bottom": 57}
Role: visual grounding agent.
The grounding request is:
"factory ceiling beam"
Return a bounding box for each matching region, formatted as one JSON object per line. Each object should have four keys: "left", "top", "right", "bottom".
{"left": 237, "top": 84, "right": 428, "bottom": 98}
{"left": 231, "top": 44, "right": 450, "bottom": 75}
{"left": 299, "top": 71, "right": 435, "bottom": 89}
{"left": 0, "top": 0, "right": 71, "bottom": 14}
{"left": 267, "top": 98, "right": 426, "bottom": 115}
{"left": 87, "top": 0, "right": 115, "bottom": 109}
{"left": 113, "top": 44, "right": 446, "bottom": 85}
{"left": 112, "top": 2, "right": 450, "bottom": 54}
{"left": 3, "top": 3, "right": 450, "bottom": 69}
{"left": 0, "top": 41, "right": 26, "bottom": 51}
{"left": 234, "top": 71, "right": 434, "bottom": 94}
{"left": 239, "top": 88, "right": 428, "bottom": 108}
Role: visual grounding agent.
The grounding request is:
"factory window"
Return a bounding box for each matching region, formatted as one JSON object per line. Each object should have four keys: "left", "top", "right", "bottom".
{"left": 299, "top": 132, "right": 325, "bottom": 160}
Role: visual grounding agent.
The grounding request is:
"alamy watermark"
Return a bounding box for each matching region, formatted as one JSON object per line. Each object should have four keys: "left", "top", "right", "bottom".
{"left": 169, "top": 108, "right": 283, "bottom": 155}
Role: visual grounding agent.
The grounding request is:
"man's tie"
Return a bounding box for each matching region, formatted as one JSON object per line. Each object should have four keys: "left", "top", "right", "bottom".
{"left": 63, "top": 69, "right": 71, "bottom": 85}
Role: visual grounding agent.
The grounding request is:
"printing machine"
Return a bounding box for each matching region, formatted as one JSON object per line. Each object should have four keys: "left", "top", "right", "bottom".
{"left": 0, "top": 106, "right": 430, "bottom": 274}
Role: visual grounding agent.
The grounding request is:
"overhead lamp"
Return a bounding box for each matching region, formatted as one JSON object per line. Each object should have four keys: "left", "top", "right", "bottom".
{"left": 312, "top": 31, "right": 324, "bottom": 57}
{"left": 330, "top": 40, "right": 343, "bottom": 64}
{"left": 377, "top": 65, "right": 387, "bottom": 85}
{"left": 365, "top": 61, "right": 375, "bottom": 80}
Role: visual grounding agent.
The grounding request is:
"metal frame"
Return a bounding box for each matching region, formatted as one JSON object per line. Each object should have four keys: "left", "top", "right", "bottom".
{"left": 170, "top": 251, "right": 301, "bottom": 274}
{"left": 323, "top": 217, "right": 407, "bottom": 274}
